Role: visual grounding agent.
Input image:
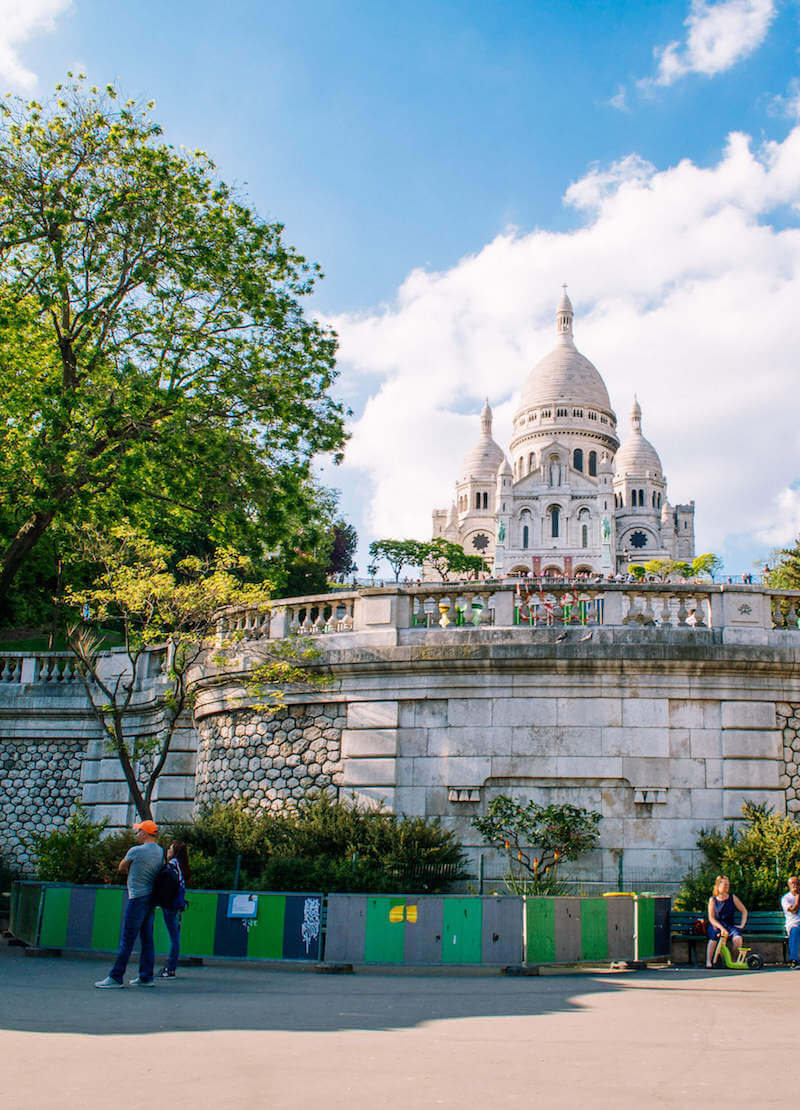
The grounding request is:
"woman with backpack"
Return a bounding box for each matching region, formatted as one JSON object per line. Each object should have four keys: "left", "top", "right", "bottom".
{"left": 159, "top": 840, "right": 191, "bottom": 980}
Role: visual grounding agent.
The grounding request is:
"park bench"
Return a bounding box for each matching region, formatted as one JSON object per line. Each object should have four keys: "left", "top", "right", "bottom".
{"left": 670, "top": 909, "right": 788, "bottom": 965}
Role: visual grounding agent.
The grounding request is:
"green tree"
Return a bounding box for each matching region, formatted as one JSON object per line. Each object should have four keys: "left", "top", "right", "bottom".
{"left": 675, "top": 803, "right": 800, "bottom": 911}
{"left": 766, "top": 539, "right": 800, "bottom": 590}
{"left": 472, "top": 796, "right": 601, "bottom": 894}
{"left": 64, "top": 526, "right": 327, "bottom": 819}
{"left": 368, "top": 539, "right": 428, "bottom": 581}
{"left": 691, "top": 553, "right": 723, "bottom": 580}
{"left": 0, "top": 80, "right": 346, "bottom": 605}
{"left": 424, "top": 537, "right": 489, "bottom": 582}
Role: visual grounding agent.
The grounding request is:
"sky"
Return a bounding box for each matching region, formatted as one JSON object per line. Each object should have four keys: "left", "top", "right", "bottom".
{"left": 3, "top": 0, "right": 800, "bottom": 576}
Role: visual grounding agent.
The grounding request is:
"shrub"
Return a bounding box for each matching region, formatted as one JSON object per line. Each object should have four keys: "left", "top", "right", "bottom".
{"left": 31, "top": 808, "right": 108, "bottom": 883}
{"left": 675, "top": 803, "right": 800, "bottom": 911}
{"left": 170, "top": 795, "right": 468, "bottom": 892}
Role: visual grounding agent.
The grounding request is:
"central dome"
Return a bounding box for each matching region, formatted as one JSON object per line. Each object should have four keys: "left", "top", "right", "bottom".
{"left": 518, "top": 290, "right": 612, "bottom": 412}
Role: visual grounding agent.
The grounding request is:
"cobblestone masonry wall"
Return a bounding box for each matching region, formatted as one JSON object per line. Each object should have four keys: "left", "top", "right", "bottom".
{"left": 0, "top": 738, "right": 83, "bottom": 874}
{"left": 194, "top": 702, "right": 345, "bottom": 812}
{"left": 778, "top": 703, "right": 800, "bottom": 815}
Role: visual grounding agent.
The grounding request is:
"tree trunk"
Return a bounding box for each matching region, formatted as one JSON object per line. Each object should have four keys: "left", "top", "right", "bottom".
{"left": 0, "top": 509, "right": 56, "bottom": 603}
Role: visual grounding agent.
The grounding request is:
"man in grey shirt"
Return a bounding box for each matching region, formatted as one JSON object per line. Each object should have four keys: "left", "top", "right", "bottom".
{"left": 95, "top": 820, "right": 164, "bottom": 988}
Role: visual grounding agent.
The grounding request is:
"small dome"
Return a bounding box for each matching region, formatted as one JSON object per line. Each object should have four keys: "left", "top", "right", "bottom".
{"left": 497, "top": 455, "right": 512, "bottom": 476}
{"left": 614, "top": 397, "right": 663, "bottom": 476}
{"left": 517, "top": 293, "right": 612, "bottom": 412}
{"left": 460, "top": 402, "right": 505, "bottom": 479}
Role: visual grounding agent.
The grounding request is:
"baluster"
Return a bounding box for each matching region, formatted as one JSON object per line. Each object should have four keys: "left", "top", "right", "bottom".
{"left": 676, "top": 594, "right": 689, "bottom": 627}
{"left": 770, "top": 597, "right": 782, "bottom": 629}
{"left": 621, "top": 592, "right": 638, "bottom": 625}
{"left": 694, "top": 593, "right": 708, "bottom": 628}
{"left": 786, "top": 600, "right": 798, "bottom": 629}
{"left": 461, "top": 593, "right": 474, "bottom": 627}
{"left": 472, "top": 593, "right": 487, "bottom": 626}
{"left": 641, "top": 592, "right": 656, "bottom": 626}
{"left": 437, "top": 594, "right": 452, "bottom": 627}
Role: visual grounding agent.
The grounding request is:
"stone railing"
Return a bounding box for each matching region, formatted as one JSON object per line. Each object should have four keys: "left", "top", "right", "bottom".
{"left": 2, "top": 583, "right": 799, "bottom": 690}
{"left": 264, "top": 581, "right": 799, "bottom": 638}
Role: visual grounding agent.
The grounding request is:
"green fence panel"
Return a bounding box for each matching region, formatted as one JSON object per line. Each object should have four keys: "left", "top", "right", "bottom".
{"left": 38, "top": 886, "right": 71, "bottom": 948}
{"left": 247, "top": 895, "right": 286, "bottom": 960}
{"left": 364, "top": 897, "right": 406, "bottom": 963}
{"left": 525, "top": 898, "right": 556, "bottom": 964}
{"left": 90, "top": 888, "right": 126, "bottom": 950}
{"left": 580, "top": 898, "right": 608, "bottom": 961}
{"left": 442, "top": 898, "right": 482, "bottom": 963}
{"left": 179, "top": 890, "right": 218, "bottom": 957}
{"left": 10, "top": 883, "right": 43, "bottom": 945}
{"left": 637, "top": 896, "right": 655, "bottom": 960}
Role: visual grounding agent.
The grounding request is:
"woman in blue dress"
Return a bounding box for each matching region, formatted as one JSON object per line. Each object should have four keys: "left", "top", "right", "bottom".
{"left": 706, "top": 874, "right": 748, "bottom": 968}
{"left": 158, "top": 840, "right": 190, "bottom": 979}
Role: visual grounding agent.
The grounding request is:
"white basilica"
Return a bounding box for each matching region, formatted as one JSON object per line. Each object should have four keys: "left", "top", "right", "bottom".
{"left": 431, "top": 290, "right": 696, "bottom": 577}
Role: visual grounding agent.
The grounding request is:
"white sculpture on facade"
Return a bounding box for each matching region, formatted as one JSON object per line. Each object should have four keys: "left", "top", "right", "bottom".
{"left": 431, "top": 289, "right": 695, "bottom": 576}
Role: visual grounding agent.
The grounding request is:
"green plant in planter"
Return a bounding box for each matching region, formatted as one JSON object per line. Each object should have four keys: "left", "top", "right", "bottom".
{"left": 472, "top": 796, "right": 602, "bottom": 895}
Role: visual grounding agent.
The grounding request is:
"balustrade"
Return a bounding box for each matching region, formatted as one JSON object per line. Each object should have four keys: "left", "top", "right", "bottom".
{"left": 0, "top": 655, "right": 22, "bottom": 682}
{"left": 770, "top": 593, "right": 800, "bottom": 630}
{"left": 3, "top": 585, "right": 800, "bottom": 690}
{"left": 34, "top": 655, "right": 80, "bottom": 683}
{"left": 411, "top": 588, "right": 494, "bottom": 628}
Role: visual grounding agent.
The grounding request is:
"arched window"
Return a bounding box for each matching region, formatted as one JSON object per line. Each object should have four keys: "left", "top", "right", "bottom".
{"left": 573, "top": 448, "right": 583, "bottom": 472}
{"left": 652, "top": 491, "right": 656, "bottom": 508}
{"left": 475, "top": 491, "right": 481, "bottom": 509}
{"left": 581, "top": 524, "right": 588, "bottom": 548}
{"left": 523, "top": 525, "right": 529, "bottom": 549}
{"left": 638, "top": 489, "right": 645, "bottom": 507}
{"left": 588, "top": 451, "right": 597, "bottom": 476}
{"left": 482, "top": 492, "right": 488, "bottom": 509}
{"left": 528, "top": 452, "right": 535, "bottom": 473}
{"left": 550, "top": 506, "right": 560, "bottom": 538}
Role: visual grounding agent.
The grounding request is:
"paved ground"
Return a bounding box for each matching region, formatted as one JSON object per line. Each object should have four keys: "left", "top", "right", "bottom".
{"left": 0, "top": 942, "right": 797, "bottom": 1109}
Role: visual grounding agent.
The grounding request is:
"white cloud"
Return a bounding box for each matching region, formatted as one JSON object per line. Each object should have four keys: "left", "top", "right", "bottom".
{"left": 769, "top": 77, "right": 800, "bottom": 121}
{"left": 608, "top": 85, "right": 629, "bottom": 113}
{"left": 644, "top": 0, "right": 775, "bottom": 87}
{"left": 327, "top": 123, "right": 800, "bottom": 573}
{"left": 0, "top": 0, "right": 72, "bottom": 90}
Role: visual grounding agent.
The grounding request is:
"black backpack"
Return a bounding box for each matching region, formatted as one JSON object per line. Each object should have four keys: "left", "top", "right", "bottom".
{"left": 151, "top": 858, "right": 182, "bottom": 911}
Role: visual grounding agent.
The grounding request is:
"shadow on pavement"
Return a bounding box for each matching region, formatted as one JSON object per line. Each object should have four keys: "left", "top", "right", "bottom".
{"left": 0, "top": 943, "right": 768, "bottom": 1037}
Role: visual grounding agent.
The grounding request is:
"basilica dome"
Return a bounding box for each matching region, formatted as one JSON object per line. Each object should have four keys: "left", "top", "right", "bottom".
{"left": 517, "top": 289, "right": 612, "bottom": 412}
{"left": 460, "top": 400, "right": 505, "bottom": 478}
{"left": 614, "top": 396, "right": 663, "bottom": 475}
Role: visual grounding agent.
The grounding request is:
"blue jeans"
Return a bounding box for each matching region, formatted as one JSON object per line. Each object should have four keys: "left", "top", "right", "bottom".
{"left": 788, "top": 925, "right": 800, "bottom": 963}
{"left": 162, "top": 908, "right": 182, "bottom": 973}
{"left": 109, "top": 895, "right": 155, "bottom": 983}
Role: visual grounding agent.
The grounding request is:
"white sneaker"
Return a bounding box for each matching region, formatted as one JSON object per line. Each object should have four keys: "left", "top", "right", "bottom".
{"left": 128, "top": 977, "right": 155, "bottom": 987}
{"left": 94, "top": 976, "right": 124, "bottom": 988}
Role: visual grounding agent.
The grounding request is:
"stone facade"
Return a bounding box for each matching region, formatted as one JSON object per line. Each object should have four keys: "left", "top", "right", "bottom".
{"left": 0, "top": 736, "right": 83, "bottom": 873}
{"left": 195, "top": 703, "right": 345, "bottom": 811}
{"left": 2, "top": 583, "right": 800, "bottom": 884}
{"left": 778, "top": 703, "right": 800, "bottom": 815}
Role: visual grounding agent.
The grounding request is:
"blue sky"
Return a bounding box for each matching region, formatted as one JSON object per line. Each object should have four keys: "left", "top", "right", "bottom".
{"left": 4, "top": 0, "right": 800, "bottom": 575}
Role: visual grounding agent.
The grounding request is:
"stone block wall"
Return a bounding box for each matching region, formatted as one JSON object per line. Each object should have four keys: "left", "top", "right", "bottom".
{"left": 0, "top": 737, "right": 83, "bottom": 874}
{"left": 778, "top": 703, "right": 800, "bottom": 814}
{"left": 194, "top": 702, "right": 345, "bottom": 811}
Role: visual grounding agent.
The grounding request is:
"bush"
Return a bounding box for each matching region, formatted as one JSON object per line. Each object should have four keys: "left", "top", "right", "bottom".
{"left": 32, "top": 808, "right": 108, "bottom": 883}
{"left": 675, "top": 803, "right": 800, "bottom": 911}
{"left": 170, "top": 795, "right": 468, "bottom": 893}
{"left": 28, "top": 795, "right": 469, "bottom": 893}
